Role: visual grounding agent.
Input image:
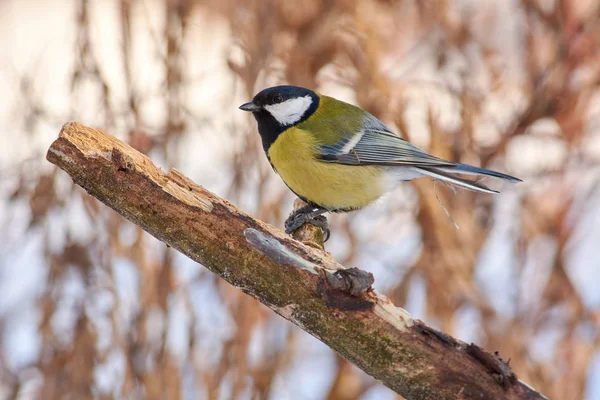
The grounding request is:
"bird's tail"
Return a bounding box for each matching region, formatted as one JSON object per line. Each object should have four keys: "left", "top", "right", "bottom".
{"left": 415, "top": 163, "right": 521, "bottom": 194}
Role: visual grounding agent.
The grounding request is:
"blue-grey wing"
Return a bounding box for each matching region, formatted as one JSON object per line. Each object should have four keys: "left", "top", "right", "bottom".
{"left": 318, "top": 116, "right": 454, "bottom": 167}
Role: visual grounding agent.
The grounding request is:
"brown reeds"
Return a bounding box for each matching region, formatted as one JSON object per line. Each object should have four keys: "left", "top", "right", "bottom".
{"left": 1, "top": 1, "right": 599, "bottom": 399}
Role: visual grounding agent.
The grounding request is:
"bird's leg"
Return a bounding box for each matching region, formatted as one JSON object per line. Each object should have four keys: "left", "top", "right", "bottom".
{"left": 284, "top": 205, "right": 330, "bottom": 241}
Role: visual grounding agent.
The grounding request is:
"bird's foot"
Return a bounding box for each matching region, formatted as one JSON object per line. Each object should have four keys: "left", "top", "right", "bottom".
{"left": 285, "top": 209, "right": 330, "bottom": 242}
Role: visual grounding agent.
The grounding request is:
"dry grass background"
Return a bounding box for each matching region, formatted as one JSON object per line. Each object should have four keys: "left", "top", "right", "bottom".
{"left": 1, "top": 0, "right": 600, "bottom": 399}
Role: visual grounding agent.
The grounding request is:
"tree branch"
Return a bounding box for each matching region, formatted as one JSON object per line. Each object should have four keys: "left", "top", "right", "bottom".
{"left": 46, "top": 122, "right": 547, "bottom": 400}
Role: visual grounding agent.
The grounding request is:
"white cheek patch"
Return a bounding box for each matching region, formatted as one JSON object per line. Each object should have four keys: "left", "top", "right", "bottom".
{"left": 264, "top": 95, "right": 313, "bottom": 126}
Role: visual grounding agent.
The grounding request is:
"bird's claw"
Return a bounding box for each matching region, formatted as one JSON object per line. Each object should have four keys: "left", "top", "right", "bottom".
{"left": 284, "top": 212, "right": 330, "bottom": 242}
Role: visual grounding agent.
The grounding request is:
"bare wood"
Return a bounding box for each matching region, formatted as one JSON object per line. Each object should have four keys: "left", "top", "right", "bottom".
{"left": 46, "top": 122, "right": 547, "bottom": 400}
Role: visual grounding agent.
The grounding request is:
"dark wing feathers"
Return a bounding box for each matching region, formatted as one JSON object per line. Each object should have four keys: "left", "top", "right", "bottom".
{"left": 313, "top": 113, "right": 520, "bottom": 193}
{"left": 319, "top": 127, "right": 455, "bottom": 168}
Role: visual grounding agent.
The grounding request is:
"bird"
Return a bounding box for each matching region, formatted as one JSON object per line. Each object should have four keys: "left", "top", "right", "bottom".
{"left": 239, "top": 85, "right": 521, "bottom": 239}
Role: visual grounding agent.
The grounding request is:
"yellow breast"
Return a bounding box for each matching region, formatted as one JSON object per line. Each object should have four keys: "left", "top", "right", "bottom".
{"left": 268, "top": 127, "right": 386, "bottom": 210}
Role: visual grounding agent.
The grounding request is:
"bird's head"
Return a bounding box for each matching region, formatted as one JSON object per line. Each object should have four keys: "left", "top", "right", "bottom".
{"left": 240, "top": 85, "right": 319, "bottom": 127}
{"left": 240, "top": 85, "right": 320, "bottom": 152}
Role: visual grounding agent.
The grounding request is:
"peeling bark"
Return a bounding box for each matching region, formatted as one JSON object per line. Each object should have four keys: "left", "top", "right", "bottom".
{"left": 46, "top": 122, "right": 547, "bottom": 400}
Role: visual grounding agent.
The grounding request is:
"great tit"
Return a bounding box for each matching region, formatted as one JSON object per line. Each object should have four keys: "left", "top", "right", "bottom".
{"left": 240, "top": 85, "right": 521, "bottom": 237}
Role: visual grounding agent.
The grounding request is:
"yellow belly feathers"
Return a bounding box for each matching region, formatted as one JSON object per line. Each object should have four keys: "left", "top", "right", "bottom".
{"left": 268, "top": 126, "right": 386, "bottom": 210}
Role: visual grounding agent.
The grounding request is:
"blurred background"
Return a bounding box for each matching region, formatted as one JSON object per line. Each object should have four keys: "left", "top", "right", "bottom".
{"left": 1, "top": 0, "right": 599, "bottom": 399}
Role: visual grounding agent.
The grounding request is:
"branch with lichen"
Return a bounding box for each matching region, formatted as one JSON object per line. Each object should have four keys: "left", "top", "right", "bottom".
{"left": 46, "top": 122, "right": 547, "bottom": 400}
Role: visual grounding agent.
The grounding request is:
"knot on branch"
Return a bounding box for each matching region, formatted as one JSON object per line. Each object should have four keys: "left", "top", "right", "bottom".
{"left": 466, "top": 344, "right": 518, "bottom": 389}
{"left": 317, "top": 268, "right": 374, "bottom": 311}
{"left": 324, "top": 267, "right": 374, "bottom": 296}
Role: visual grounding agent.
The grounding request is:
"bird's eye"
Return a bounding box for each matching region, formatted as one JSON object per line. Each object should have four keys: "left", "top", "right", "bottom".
{"left": 273, "top": 94, "right": 283, "bottom": 103}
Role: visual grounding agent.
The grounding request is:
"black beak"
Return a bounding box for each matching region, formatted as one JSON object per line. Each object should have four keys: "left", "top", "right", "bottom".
{"left": 239, "top": 102, "right": 262, "bottom": 112}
